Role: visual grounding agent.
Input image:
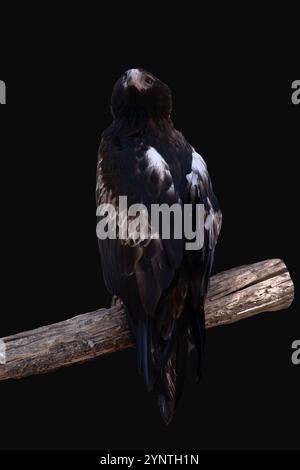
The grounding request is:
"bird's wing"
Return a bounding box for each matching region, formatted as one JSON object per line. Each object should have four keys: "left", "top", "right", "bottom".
{"left": 185, "top": 149, "right": 222, "bottom": 294}
{"left": 183, "top": 148, "right": 222, "bottom": 379}
{"left": 96, "top": 137, "right": 186, "bottom": 387}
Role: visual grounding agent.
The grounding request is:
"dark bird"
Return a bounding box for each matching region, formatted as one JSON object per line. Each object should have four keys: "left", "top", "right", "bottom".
{"left": 96, "top": 68, "right": 222, "bottom": 424}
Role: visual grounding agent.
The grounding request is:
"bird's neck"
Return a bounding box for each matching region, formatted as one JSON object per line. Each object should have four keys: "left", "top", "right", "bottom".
{"left": 104, "top": 114, "right": 173, "bottom": 138}
{"left": 146, "top": 117, "right": 174, "bottom": 136}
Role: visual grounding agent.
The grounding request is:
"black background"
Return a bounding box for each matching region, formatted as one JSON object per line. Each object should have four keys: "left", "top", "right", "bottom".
{"left": 1, "top": 8, "right": 299, "bottom": 451}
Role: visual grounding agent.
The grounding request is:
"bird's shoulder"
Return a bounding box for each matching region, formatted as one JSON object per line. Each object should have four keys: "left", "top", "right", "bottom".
{"left": 96, "top": 125, "right": 192, "bottom": 206}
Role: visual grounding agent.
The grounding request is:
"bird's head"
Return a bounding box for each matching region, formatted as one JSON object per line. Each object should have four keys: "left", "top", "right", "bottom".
{"left": 111, "top": 68, "right": 172, "bottom": 121}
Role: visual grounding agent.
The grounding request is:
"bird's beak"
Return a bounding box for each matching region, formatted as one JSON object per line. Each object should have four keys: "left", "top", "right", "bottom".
{"left": 124, "top": 69, "right": 144, "bottom": 91}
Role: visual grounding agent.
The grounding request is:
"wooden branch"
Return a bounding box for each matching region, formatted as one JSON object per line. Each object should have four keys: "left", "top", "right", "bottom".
{"left": 0, "top": 259, "right": 294, "bottom": 381}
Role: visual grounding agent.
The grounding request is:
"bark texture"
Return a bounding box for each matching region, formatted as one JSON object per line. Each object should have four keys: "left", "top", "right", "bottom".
{"left": 0, "top": 259, "right": 294, "bottom": 381}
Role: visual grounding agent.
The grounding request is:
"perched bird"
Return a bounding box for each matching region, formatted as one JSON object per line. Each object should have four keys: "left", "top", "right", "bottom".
{"left": 96, "top": 68, "right": 222, "bottom": 424}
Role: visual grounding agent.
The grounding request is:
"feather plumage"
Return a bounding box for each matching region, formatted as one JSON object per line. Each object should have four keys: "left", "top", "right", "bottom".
{"left": 96, "top": 69, "right": 221, "bottom": 423}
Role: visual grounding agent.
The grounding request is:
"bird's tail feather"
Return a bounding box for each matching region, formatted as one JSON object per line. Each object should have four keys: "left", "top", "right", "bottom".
{"left": 188, "top": 302, "right": 206, "bottom": 382}
{"left": 125, "top": 292, "right": 205, "bottom": 424}
{"left": 156, "top": 331, "right": 188, "bottom": 425}
{"left": 126, "top": 313, "right": 155, "bottom": 391}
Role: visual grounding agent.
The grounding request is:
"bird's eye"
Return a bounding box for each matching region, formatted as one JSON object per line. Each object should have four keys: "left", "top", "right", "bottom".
{"left": 144, "top": 76, "right": 154, "bottom": 86}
